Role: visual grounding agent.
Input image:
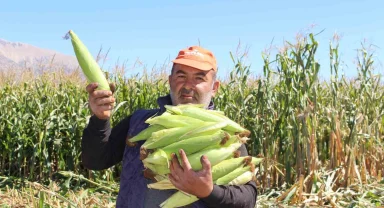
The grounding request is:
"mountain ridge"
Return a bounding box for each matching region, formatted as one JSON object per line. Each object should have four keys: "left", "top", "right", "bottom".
{"left": 0, "top": 38, "right": 79, "bottom": 70}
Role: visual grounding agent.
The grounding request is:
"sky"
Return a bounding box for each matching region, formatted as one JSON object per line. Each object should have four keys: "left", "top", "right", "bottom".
{"left": 1, "top": 0, "right": 383, "bottom": 80}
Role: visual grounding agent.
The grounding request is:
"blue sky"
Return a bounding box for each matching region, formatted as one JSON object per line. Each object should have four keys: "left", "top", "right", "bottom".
{"left": 1, "top": 0, "right": 383, "bottom": 79}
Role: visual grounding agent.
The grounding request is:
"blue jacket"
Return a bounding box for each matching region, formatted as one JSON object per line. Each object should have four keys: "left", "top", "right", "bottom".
{"left": 116, "top": 95, "right": 213, "bottom": 207}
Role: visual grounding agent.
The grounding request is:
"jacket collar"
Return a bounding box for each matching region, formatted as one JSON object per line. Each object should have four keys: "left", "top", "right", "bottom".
{"left": 157, "top": 94, "right": 215, "bottom": 114}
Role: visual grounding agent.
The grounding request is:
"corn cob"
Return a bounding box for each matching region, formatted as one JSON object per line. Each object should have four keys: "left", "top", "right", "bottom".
{"left": 142, "top": 148, "right": 169, "bottom": 166}
{"left": 143, "top": 121, "right": 226, "bottom": 150}
{"left": 67, "top": 30, "right": 110, "bottom": 91}
{"left": 215, "top": 164, "right": 254, "bottom": 185}
{"left": 129, "top": 124, "right": 165, "bottom": 142}
{"left": 130, "top": 103, "right": 257, "bottom": 207}
{"left": 142, "top": 125, "right": 201, "bottom": 149}
{"left": 145, "top": 115, "right": 205, "bottom": 128}
{"left": 211, "top": 156, "right": 251, "bottom": 180}
{"left": 165, "top": 105, "right": 248, "bottom": 134}
{"left": 186, "top": 142, "right": 242, "bottom": 171}
{"left": 161, "top": 130, "right": 229, "bottom": 157}
{"left": 228, "top": 171, "right": 255, "bottom": 185}
{"left": 143, "top": 162, "right": 170, "bottom": 175}
{"left": 143, "top": 141, "right": 241, "bottom": 173}
{"left": 160, "top": 191, "right": 198, "bottom": 208}
{"left": 177, "top": 121, "right": 228, "bottom": 140}
{"left": 158, "top": 162, "right": 256, "bottom": 208}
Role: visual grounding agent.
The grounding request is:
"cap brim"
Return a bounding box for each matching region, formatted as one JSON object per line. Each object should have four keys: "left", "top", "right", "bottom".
{"left": 172, "top": 59, "right": 214, "bottom": 71}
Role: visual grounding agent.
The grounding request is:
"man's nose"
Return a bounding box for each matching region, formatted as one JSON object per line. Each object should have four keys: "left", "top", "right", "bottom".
{"left": 183, "top": 79, "right": 195, "bottom": 90}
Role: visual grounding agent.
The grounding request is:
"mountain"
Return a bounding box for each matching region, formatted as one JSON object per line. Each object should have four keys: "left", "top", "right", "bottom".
{"left": 0, "top": 38, "right": 79, "bottom": 71}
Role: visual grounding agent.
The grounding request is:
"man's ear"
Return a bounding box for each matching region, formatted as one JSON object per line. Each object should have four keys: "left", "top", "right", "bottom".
{"left": 211, "top": 80, "right": 220, "bottom": 97}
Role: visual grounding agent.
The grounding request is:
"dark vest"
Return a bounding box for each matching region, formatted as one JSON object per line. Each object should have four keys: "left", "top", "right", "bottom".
{"left": 116, "top": 95, "right": 211, "bottom": 208}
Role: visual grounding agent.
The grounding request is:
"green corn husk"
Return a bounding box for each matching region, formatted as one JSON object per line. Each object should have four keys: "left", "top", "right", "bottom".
{"left": 143, "top": 125, "right": 200, "bottom": 149}
{"left": 142, "top": 149, "right": 169, "bottom": 166}
{"left": 162, "top": 130, "right": 229, "bottom": 157}
{"left": 144, "top": 142, "right": 242, "bottom": 172}
{"left": 68, "top": 30, "right": 110, "bottom": 91}
{"left": 129, "top": 124, "right": 165, "bottom": 142}
{"left": 228, "top": 171, "right": 255, "bottom": 185}
{"left": 143, "top": 162, "right": 170, "bottom": 175}
{"left": 215, "top": 165, "right": 252, "bottom": 185}
{"left": 158, "top": 160, "right": 255, "bottom": 208}
{"left": 147, "top": 179, "right": 176, "bottom": 190}
{"left": 249, "top": 157, "right": 264, "bottom": 166}
{"left": 145, "top": 115, "right": 205, "bottom": 128}
{"left": 165, "top": 105, "right": 248, "bottom": 134}
{"left": 143, "top": 121, "right": 225, "bottom": 149}
{"left": 178, "top": 121, "right": 228, "bottom": 140}
{"left": 211, "top": 156, "right": 251, "bottom": 180}
{"left": 175, "top": 104, "right": 205, "bottom": 109}
{"left": 187, "top": 142, "right": 242, "bottom": 171}
{"left": 160, "top": 191, "right": 198, "bottom": 208}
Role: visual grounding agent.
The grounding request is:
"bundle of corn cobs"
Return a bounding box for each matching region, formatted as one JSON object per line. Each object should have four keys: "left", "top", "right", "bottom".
{"left": 128, "top": 104, "right": 263, "bottom": 208}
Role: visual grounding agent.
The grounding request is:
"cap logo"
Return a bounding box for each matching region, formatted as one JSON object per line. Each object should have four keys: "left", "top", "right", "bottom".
{"left": 184, "top": 50, "right": 204, "bottom": 59}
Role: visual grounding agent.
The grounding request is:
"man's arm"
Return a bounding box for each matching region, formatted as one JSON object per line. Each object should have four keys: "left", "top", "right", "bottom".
{"left": 81, "top": 82, "right": 130, "bottom": 170}
{"left": 81, "top": 115, "right": 131, "bottom": 170}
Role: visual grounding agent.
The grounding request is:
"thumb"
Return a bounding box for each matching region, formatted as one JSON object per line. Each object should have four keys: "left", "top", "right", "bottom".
{"left": 200, "top": 155, "right": 211, "bottom": 172}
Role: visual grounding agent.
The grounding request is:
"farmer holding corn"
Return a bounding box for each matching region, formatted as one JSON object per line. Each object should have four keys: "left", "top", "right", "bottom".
{"left": 81, "top": 46, "right": 258, "bottom": 208}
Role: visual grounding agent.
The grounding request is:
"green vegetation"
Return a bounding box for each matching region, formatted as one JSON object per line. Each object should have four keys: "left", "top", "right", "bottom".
{"left": 1, "top": 32, "right": 383, "bottom": 207}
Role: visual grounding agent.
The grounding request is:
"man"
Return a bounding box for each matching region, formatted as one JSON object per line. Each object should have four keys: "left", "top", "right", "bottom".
{"left": 81, "top": 46, "right": 258, "bottom": 208}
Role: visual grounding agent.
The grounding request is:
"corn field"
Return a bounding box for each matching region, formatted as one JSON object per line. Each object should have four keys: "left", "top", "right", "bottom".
{"left": 1, "top": 33, "right": 383, "bottom": 207}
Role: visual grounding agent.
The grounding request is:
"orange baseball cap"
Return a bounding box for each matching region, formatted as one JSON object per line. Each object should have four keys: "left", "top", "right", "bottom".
{"left": 172, "top": 46, "right": 217, "bottom": 71}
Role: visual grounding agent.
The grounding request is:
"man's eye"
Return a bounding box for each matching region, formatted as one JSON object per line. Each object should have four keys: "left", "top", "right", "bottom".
{"left": 177, "top": 75, "right": 186, "bottom": 78}
{"left": 196, "top": 77, "right": 204, "bottom": 80}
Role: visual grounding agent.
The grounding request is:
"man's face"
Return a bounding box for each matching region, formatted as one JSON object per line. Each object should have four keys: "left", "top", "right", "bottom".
{"left": 168, "top": 64, "right": 220, "bottom": 108}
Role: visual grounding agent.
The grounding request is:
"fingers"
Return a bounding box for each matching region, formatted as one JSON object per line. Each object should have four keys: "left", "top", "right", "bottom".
{"left": 86, "top": 82, "right": 115, "bottom": 120}
{"left": 200, "top": 155, "right": 211, "bottom": 174}
{"left": 94, "top": 96, "right": 115, "bottom": 106}
{"left": 86, "top": 83, "right": 98, "bottom": 93}
{"left": 179, "top": 149, "right": 192, "bottom": 171}
{"left": 170, "top": 153, "right": 185, "bottom": 181}
{"left": 91, "top": 90, "right": 113, "bottom": 99}
{"left": 86, "top": 82, "right": 114, "bottom": 97}
{"left": 170, "top": 153, "right": 183, "bottom": 172}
